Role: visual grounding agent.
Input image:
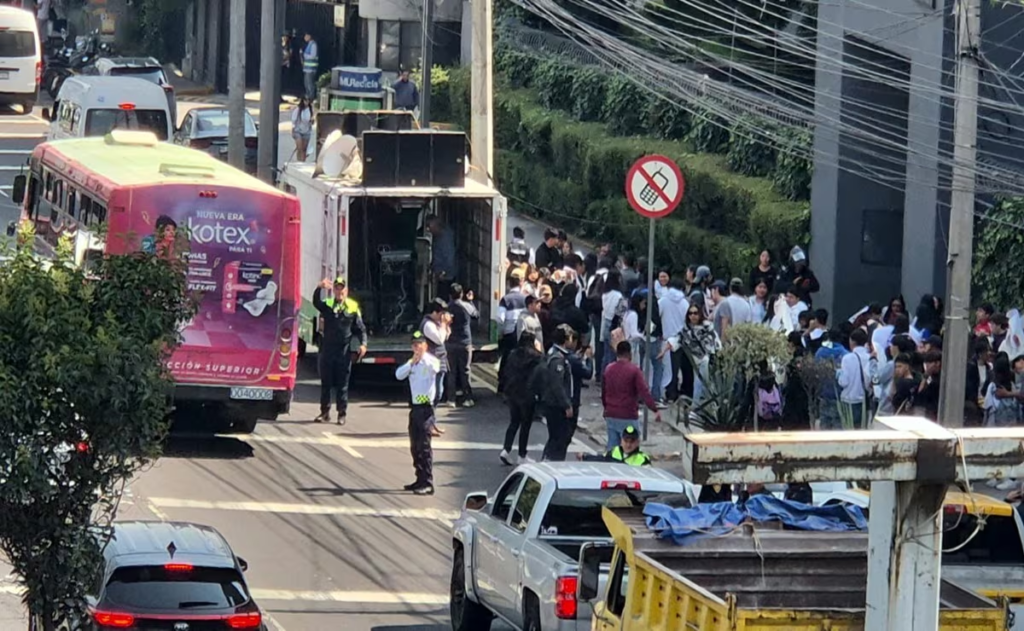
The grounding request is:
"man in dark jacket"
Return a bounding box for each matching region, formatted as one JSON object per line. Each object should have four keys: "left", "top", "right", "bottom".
{"left": 551, "top": 284, "right": 589, "bottom": 344}
{"left": 312, "top": 277, "right": 368, "bottom": 424}
{"left": 501, "top": 332, "right": 543, "bottom": 465}
{"left": 532, "top": 324, "right": 577, "bottom": 462}
{"left": 447, "top": 283, "right": 479, "bottom": 408}
{"left": 534, "top": 228, "right": 563, "bottom": 272}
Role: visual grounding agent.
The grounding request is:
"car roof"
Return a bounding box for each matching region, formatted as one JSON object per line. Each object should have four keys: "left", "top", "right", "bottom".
{"left": 97, "top": 57, "right": 162, "bottom": 69}
{"left": 523, "top": 461, "right": 688, "bottom": 492}
{"left": 0, "top": 6, "right": 37, "bottom": 25}
{"left": 104, "top": 521, "right": 239, "bottom": 571}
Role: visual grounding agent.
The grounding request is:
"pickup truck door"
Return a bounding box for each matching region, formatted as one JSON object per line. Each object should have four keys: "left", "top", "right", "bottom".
{"left": 475, "top": 472, "right": 524, "bottom": 616}
{"left": 492, "top": 475, "right": 544, "bottom": 625}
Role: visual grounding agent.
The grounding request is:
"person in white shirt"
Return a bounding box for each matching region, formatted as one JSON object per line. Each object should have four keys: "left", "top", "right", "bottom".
{"left": 837, "top": 328, "right": 874, "bottom": 429}
{"left": 784, "top": 286, "right": 809, "bottom": 331}
{"left": 516, "top": 295, "right": 544, "bottom": 347}
{"left": 658, "top": 276, "right": 690, "bottom": 401}
{"left": 395, "top": 331, "right": 441, "bottom": 495}
{"left": 290, "top": 98, "right": 314, "bottom": 162}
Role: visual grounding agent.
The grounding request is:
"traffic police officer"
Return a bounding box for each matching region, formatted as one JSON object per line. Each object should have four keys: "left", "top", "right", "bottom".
{"left": 312, "top": 276, "right": 367, "bottom": 424}
{"left": 581, "top": 423, "right": 652, "bottom": 466}
{"left": 395, "top": 331, "right": 441, "bottom": 495}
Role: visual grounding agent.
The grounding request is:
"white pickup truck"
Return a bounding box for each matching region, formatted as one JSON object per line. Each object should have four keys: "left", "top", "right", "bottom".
{"left": 450, "top": 462, "right": 697, "bottom": 631}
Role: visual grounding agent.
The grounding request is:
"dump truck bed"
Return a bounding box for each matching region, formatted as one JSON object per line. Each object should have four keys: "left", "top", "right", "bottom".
{"left": 602, "top": 507, "right": 1007, "bottom": 631}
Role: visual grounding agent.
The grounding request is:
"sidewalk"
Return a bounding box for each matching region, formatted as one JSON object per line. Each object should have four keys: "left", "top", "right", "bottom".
{"left": 0, "top": 559, "right": 26, "bottom": 627}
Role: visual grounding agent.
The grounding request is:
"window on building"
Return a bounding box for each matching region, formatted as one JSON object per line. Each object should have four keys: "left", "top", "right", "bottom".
{"left": 377, "top": 20, "right": 423, "bottom": 72}
{"left": 861, "top": 208, "right": 904, "bottom": 267}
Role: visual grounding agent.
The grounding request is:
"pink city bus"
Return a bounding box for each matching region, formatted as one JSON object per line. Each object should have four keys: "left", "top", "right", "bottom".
{"left": 12, "top": 130, "right": 301, "bottom": 432}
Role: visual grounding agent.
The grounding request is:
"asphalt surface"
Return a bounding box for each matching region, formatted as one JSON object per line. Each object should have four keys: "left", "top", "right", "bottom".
{"left": 0, "top": 94, "right": 599, "bottom": 630}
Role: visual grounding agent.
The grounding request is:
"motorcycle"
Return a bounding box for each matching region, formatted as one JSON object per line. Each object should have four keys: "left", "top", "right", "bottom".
{"left": 44, "top": 30, "right": 114, "bottom": 99}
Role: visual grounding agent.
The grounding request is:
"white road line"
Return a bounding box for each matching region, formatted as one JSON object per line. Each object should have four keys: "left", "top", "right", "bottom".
{"left": 0, "top": 166, "right": 26, "bottom": 171}
{"left": 0, "top": 149, "right": 30, "bottom": 155}
{"left": 245, "top": 433, "right": 586, "bottom": 452}
{"left": 321, "top": 432, "right": 364, "bottom": 459}
{"left": 0, "top": 118, "right": 46, "bottom": 125}
{"left": 147, "top": 497, "right": 460, "bottom": 522}
{"left": 250, "top": 589, "right": 447, "bottom": 605}
{"left": 0, "top": 133, "right": 44, "bottom": 139}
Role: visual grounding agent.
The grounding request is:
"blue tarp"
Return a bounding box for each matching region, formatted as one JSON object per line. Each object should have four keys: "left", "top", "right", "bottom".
{"left": 644, "top": 494, "right": 868, "bottom": 545}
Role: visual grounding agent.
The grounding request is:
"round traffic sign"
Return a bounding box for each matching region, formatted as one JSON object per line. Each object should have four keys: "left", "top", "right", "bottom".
{"left": 625, "top": 155, "right": 685, "bottom": 218}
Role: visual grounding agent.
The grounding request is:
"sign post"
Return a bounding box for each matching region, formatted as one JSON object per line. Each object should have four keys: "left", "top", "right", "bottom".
{"left": 625, "top": 155, "right": 685, "bottom": 440}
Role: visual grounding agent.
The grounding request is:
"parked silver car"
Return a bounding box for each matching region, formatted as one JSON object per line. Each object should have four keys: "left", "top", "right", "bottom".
{"left": 174, "top": 106, "right": 259, "bottom": 174}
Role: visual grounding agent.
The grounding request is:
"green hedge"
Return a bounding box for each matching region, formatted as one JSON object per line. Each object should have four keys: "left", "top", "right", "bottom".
{"left": 446, "top": 50, "right": 811, "bottom": 278}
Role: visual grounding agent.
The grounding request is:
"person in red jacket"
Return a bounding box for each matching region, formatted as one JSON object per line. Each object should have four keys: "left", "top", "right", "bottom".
{"left": 601, "top": 341, "right": 660, "bottom": 451}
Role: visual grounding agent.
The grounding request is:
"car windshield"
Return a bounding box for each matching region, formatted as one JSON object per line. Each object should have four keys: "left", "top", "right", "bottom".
{"left": 0, "top": 31, "right": 36, "bottom": 57}
{"left": 104, "top": 566, "right": 250, "bottom": 610}
{"left": 540, "top": 489, "right": 664, "bottom": 538}
{"left": 108, "top": 67, "right": 166, "bottom": 84}
{"left": 943, "top": 513, "right": 1024, "bottom": 565}
{"left": 196, "top": 112, "right": 257, "bottom": 136}
{"left": 85, "top": 109, "right": 168, "bottom": 140}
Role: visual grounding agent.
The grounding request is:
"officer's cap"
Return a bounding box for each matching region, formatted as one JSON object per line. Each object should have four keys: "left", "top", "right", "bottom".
{"left": 411, "top": 330, "right": 428, "bottom": 344}
{"left": 623, "top": 425, "right": 639, "bottom": 439}
{"left": 334, "top": 276, "right": 347, "bottom": 288}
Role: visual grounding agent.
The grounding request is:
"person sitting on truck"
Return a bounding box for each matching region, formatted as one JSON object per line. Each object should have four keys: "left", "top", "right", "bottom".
{"left": 579, "top": 424, "right": 652, "bottom": 466}
{"left": 312, "top": 276, "right": 368, "bottom": 425}
{"left": 395, "top": 331, "right": 440, "bottom": 495}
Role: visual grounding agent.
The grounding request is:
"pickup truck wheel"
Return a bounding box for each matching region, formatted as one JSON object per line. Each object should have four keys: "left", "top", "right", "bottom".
{"left": 524, "top": 594, "right": 542, "bottom": 631}
{"left": 450, "top": 546, "right": 492, "bottom": 631}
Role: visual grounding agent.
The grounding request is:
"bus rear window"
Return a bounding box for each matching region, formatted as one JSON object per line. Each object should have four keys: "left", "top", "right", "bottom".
{"left": 540, "top": 489, "right": 664, "bottom": 538}
{"left": 85, "top": 109, "right": 169, "bottom": 140}
{"left": 0, "top": 31, "right": 36, "bottom": 57}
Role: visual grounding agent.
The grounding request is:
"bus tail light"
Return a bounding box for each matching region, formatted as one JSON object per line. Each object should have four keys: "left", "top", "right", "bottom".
{"left": 555, "top": 576, "right": 578, "bottom": 619}
{"left": 198, "top": 190, "right": 218, "bottom": 198}
{"left": 278, "top": 357, "right": 291, "bottom": 371}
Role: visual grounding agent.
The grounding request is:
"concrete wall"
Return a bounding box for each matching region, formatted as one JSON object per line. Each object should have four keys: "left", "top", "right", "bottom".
{"left": 359, "top": 0, "right": 461, "bottom": 23}
{"left": 810, "top": 0, "right": 948, "bottom": 319}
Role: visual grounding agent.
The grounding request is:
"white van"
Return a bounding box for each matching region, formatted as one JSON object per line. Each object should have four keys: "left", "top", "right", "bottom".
{"left": 0, "top": 6, "right": 40, "bottom": 114}
{"left": 44, "top": 76, "right": 173, "bottom": 141}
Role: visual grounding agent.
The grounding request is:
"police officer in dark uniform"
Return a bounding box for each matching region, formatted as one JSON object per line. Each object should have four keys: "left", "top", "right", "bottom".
{"left": 312, "top": 276, "right": 367, "bottom": 424}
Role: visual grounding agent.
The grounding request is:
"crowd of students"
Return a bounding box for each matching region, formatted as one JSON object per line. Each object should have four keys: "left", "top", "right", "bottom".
{"left": 493, "top": 227, "right": 1024, "bottom": 489}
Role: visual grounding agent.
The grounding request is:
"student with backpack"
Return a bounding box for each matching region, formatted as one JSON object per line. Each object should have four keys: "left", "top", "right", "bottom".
{"left": 756, "top": 372, "right": 784, "bottom": 430}
{"left": 531, "top": 325, "right": 578, "bottom": 462}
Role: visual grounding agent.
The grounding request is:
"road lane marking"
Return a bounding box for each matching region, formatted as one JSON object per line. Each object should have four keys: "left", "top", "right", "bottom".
{"left": 251, "top": 589, "right": 447, "bottom": 605}
{"left": 147, "top": 498, "right": 460, "bottom": 522}
{"left": 244, "top": 433, "right": 587, "bottom": 452}
{"left": 322, "top": 432, "right": 363, "bottom": 459}
{"left": 0, "top": 118, "right": 47, "bottom": 125}
{"left": 0, "top": 166, "right": 26, "bottom": 171}
{"left": 0, "top": 133, "right": 44, "bottom": 139}
{"left": 0, "top": 149, "right": 30, "bottom": 155}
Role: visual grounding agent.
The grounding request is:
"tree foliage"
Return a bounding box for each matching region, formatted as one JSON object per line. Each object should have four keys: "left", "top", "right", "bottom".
{"left": 0, "top": 223, "right": 196, "bottom": 628}
{"left": 974, "top": 197, "right": 1024, "bottom": 310}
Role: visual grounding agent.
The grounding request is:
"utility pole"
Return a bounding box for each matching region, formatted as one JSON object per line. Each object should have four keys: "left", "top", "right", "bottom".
{"left": 468, "top": 0, "right": 493, "bottom": 185}
{"left": 257, "top": 0, "right": 280, "bottom": 182}
{"left": 227, "top": 0, "right": 246, "bottom": 170}
{"left": 419, "top": 0, "right": 434, "bottom": 126}
{"left": 938, "top": 0, "right": 980, "bottom": 429}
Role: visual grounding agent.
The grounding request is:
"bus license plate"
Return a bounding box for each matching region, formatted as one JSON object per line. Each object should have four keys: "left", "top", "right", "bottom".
{"left": 230, "top": 387, "right": 273, "bottom": 401}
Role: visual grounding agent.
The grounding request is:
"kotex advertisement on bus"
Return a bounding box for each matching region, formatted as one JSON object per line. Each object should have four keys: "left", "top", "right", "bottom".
{"left": 114, "top": 186, "right": 299, "bottom": 386}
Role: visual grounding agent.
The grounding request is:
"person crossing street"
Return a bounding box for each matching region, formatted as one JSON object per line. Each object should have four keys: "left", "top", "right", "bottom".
{"left": 312, "top": 277, "right": 367, "bottom": 424}
{"left": 396, "top": 331, "right": 441, "bottom": 495}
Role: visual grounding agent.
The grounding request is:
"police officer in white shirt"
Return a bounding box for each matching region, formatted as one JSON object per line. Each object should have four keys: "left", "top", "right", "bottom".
{"left": 396, "top": 331, "right": 441, "bottom": 495}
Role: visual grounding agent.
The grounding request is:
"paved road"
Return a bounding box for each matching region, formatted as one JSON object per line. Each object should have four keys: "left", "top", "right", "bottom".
{"left": 0, "top": 105, "right": 47, "bottom": 229}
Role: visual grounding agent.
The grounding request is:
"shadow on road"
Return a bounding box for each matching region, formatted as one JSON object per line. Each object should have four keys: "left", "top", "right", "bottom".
{"left": 297, "top": 486, "right": 413, "bottom": 497}
{"left": 162, "top": 434, "right": 255, "bottom": 460}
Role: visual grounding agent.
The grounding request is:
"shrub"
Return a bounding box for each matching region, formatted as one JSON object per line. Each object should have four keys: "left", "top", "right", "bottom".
{"left": 726, "top": 116, "right": 778, "bottom": 178}
{"left": 533, "top": 59, "right": 576, "bottom": 111}
{"left": 645, "top": 99, "right": 692, "bottom": 140}
{"left": 773, "top": 128, "right": 813, "bottom": 201}
{"left": 687, "top": 106, "right": 730, "bottom": 154}
{"left": 494, "top": 48, "right": 537, "bottom": 88}
{"left": 973, "top": 196, "right": 1024, "bottom": 310}
{"left": 447, "top": 65, "right": 471, "bottom": 130}
{"left": 411, "top": 65, "right": 452, "bottom": 122}
{"left": 570, "top": 68, "right": 608, "bottom": 122}
{"left": 603, "top": 75, "right": 651, "bottom": 136}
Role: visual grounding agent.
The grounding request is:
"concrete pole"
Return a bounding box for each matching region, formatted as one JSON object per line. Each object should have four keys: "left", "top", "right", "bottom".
{"left": 194, "top": 0, "right": 207, "bottom": 84}
{"left": 227, "top": 0, "right": 246, "bottom": 170}
{"left": 258, "top": 0, "right": 279, "bottom": 182}
{"left": 206, "top": 0, "right": 222, "bottom": 90}
{"left": 419, "top": 0, "right": 433, "bottom": 126}
{"left": 468, "top": 0, "right": 492, "bottom": 185}
{"left": 183, "top": 1, "right": 195, "bottom": 79}
{"left": 938, "top": 0, "right": 981, "bottom": 428}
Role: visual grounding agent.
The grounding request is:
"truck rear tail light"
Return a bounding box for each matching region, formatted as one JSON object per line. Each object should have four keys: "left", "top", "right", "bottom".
{"left": 226, "top": 612, "right": 263, "bottom": 629}
{"left": 92, "top": 611, "right": 135, "bottom": 628}
{"left": 601, "top": 480, "right": 641, "bottom": 490}
{"left": 555, "top": 576, "right": 578, "bottom": 619}
{"left": 35, "top": 60, "right": 41, "bottom": 86}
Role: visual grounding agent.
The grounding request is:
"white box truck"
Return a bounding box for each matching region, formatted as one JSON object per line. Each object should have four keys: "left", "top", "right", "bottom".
{"left": 280, "top": 161, "right": 505, "bottom": 365}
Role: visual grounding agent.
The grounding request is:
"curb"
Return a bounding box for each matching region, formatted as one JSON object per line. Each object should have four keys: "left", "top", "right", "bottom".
{"left": 174, "top": 86, "right": 217, "bottom": 97}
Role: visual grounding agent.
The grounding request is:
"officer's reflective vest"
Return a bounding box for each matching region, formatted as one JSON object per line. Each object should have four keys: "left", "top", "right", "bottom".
{"left": 303, "top": 41, "right": 318, "bottom": 72}
{"left": 323, "top": 296, "right": 360, "bottom": 316}
{"left": 610, "top": 446, "right": 651, "bottom": 467}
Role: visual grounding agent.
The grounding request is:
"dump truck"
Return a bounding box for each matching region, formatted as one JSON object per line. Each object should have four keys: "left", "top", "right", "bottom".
{"left": 578, "top": 505, "right": 1010, "bottom": 631}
